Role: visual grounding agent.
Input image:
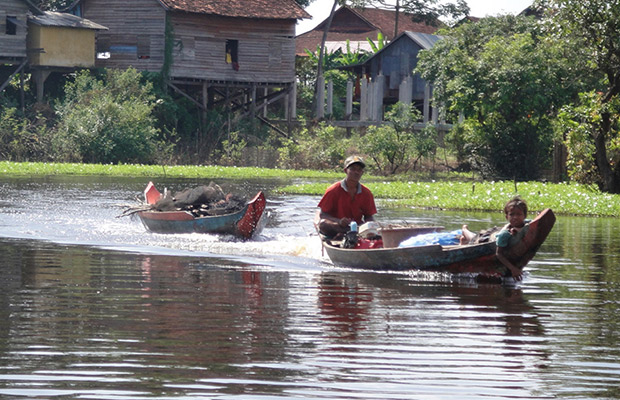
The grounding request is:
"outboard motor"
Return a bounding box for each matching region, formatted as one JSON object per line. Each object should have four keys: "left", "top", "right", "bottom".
{"left": 343, "top": 221, "right": 359, "bottom": 249}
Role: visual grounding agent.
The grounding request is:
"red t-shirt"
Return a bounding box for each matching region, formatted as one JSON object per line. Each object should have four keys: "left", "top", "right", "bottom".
{"left": 318, "top": 180, "right": 377, "bottom": 224}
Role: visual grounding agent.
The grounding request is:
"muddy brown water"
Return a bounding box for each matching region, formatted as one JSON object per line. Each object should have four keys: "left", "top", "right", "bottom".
{"left": 0, "top": 176, "right": 619, "bottom": 399}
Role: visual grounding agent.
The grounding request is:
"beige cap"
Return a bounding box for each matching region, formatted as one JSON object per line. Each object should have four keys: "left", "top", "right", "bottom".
{"left": 344, "top": 155, "right": 366, "bottom": 169}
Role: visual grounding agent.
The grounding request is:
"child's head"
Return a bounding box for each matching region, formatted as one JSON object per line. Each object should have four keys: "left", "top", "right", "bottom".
{"left": 504, "top": 196, "right": 527, "bottom": 217}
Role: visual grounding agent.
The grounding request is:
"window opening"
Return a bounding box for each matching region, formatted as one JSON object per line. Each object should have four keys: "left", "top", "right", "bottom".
{"left": 225, "top": 39, "right": 239, "bottom": 71}
{"left": 6, "top": 16, "right": 17, "bottom": 35}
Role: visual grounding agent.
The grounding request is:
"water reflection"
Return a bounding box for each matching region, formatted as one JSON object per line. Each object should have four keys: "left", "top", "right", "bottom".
{"left": 1, "top": 176, "right": 620, "bottom": 399}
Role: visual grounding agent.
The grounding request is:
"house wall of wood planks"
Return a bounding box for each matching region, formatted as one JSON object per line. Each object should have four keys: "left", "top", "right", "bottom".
{"left": 169, "top": 12, "right": 296, "bottom": 84}
{"left": 0, "top": 0, "right": 29, "bottom": 60}
{"left": 80, "top": 0, "right": 297, "bottom": 86}
{"left": 81, "top": 0, "right": 166, "bottom": 72}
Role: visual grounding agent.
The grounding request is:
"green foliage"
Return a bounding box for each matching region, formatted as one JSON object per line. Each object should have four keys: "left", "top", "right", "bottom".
{"left": 281, "top": 179, "right": 620, "bottom": 217}
{"left": 360, "top": 103, "right": 435, "bottom": 175}
{"left": 556, "top": 91, "right": 620, "bottom": 187}
{"left": 36, "top": 0, "right": 73, "bottom": 10}
{"left": 304, "top": 45, "right": 342, "bottom": 72}
{"left": 417, "top": 15, "right": 586, "bottom": 180}
{"left": 0, "top": 107, "right": 51, "bottom": 161}
{"left": 539, "top": 0, "right": 620, "bottom": 193}
{"left": 216, "top": 131, "right": 248, "bottom": 166}
{"left": 335, "top": 40, "right": 371, "bottom": 70}
{"left": 0, "top": 160, "right": 343, "bottom": 180}
{"left": 366, "top": 32, "right": 387, "bottom": 53}
{"left": 53, "top": 68, "right": 166, "bottom": 164}
{"left": 348, "top": 0, "right": 469, "bottom": 25}
{"left": 277, "top": 123, "right": 352, "bottom": 170}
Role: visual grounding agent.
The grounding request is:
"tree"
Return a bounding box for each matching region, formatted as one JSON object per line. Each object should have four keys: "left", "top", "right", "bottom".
{"left": 35, "top": 0, "right": 73, "bottom": 10}
{"left": 349, "top": 0, "right": 469, "bottom": 36}
{"left": 416, "top": 15, "right": 589, "bottom": 180}
{"left": 539, "top": 0, "right": 620, "bottom": 193}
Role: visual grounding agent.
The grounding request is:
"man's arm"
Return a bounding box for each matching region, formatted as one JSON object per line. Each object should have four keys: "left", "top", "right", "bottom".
{"left": 319, "top": 210, "right": 351, "bottom": 228}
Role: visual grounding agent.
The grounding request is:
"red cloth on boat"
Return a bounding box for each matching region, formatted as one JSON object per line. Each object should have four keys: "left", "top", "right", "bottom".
{"left": 355, "top": 238, "right": 383, "bottom": 249}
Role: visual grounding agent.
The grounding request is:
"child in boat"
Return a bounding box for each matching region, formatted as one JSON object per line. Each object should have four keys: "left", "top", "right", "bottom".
{"left": 461, "top": 196, "right": 530, "bottom": 280}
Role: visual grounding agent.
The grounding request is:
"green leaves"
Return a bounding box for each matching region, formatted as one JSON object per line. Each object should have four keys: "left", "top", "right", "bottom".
{"left": 417, "top": 14, "right": 584, "bottom": 180}
{"left": 54, "top": 68, "right": 163, "bottom": 164}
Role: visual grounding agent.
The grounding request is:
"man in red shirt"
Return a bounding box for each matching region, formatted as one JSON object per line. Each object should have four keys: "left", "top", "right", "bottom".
{"left": 317, "top": 155, "right": 377, "bottom": 238}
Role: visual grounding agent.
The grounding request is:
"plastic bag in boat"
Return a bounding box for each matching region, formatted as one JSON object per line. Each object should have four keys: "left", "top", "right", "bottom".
{"left": 398, "top": 229, "right": 462, "bottom": 247}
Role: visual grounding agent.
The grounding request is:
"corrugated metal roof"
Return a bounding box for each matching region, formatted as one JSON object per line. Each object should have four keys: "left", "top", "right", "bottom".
{"left": 28, "top": 11, "right": 108, "bottom": 30}
{"left": 403, "top": 31, "right": 442, "bottom": 49}
{"left": 158, "top": 0, "right": 310, "bottom": 20}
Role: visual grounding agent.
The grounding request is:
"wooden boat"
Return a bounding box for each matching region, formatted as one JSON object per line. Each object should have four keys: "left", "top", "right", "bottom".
{"left": 321, "top": 208, "right": 556, "bottom": 278}
{"left": 137, "top": 182, "right": 266, "bottom": 239}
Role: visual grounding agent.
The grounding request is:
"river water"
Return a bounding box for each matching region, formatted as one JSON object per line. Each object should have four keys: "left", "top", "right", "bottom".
{"left": 0, "top": 175, "right": 619, "bottom": 400}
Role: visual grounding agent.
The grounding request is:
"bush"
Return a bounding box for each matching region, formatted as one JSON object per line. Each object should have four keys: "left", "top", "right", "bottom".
{"left": 53, "top": 68, "right": 167, "bottom": 164}
{"left": 277, "top": 123, "right": 353, "bottom": 170}
{"left": 360, "top": 103, "right": 436, "bottom": 175}
{"left": 0, "top": 107, "right": 53, "bottom": 161}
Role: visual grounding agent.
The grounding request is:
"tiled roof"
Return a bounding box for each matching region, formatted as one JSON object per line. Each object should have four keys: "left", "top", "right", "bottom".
{"left": 351, "top": 7, "right": 442, "bottom": 38}
{"left": 158, "top": 0, "right": 310, "bottom": 19}
{"left": 296, "top": 6, "right": 441, "bottom": 56}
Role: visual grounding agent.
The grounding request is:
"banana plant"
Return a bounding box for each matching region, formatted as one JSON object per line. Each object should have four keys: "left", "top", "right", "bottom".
{"left": 334, "top": 39, "right": 371, "bottom": 66}
{"left": 367, "top": 32, "right": 388, "bottom": 53}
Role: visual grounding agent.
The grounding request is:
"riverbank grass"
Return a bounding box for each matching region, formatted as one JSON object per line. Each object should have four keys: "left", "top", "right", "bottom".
{"left": 2, "top": 161, "right": 618, "bottom": 217}
{"left": 282, "top": 180, "right": 620, "bottom": 217}
{"left": 0, "top": 161, "right": 340, "bottom": 180}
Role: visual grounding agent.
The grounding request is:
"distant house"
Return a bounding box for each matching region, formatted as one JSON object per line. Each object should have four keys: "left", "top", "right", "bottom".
{"left": 68, "top": 0, "right": 310, "bottom": 119}
{"left": 0, "top": 0, "right": 36, "bottom": 62}
{"left": 339, "top": 31, "right": 442, "bottom": 122}
{"left": 27, "top": 11, "right": 107, "bottom": 101}
{"left": 296, "top": 6, "right": 441, "bottom": 57}
{"left": 28, "top": 11, "right": 106, "bottom": 69}
{"left": 0, "top": 0, "right": 38, "bottom": 93}
{"left": 1, "top": 0, "right": 106, "bottom": 102}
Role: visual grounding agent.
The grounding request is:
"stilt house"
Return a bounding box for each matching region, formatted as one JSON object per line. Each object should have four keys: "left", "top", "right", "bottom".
{"left": 69, "top": 0, "right": 310, "bottom": 120}
{"left": 0, "top": 0, "right": 39, "bottom": 93}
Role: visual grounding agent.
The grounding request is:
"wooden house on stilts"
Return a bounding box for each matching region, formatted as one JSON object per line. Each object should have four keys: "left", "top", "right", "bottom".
{"left": 1, "top": 0, "right": 106, "bottom": 104}
{"left": 0, "top": 0, "right": 38, "bottom": 95}
{"left": 68, "top": 0, "right": 310, "bottom": 130}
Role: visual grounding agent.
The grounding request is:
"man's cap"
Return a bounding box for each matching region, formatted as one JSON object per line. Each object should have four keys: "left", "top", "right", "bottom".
{"left": 344, "top": 155, "right": 366, "bottom": 169}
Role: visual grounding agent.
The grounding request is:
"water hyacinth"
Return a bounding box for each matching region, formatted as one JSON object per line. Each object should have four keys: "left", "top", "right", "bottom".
{"left": 283, "top": 179, "right": 620, "bottom": 217}
{"left": 2, "top": 161, "right": 619, "bottom": 217}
